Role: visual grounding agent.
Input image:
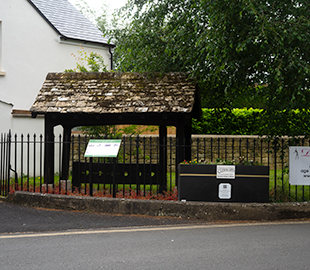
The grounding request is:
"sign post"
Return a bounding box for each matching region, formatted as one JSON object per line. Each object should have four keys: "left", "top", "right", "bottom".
{"left": 289, "top": 146, "right": 310, "bottom": 185}
{"left": 84, "top": 139, "right": 122, "bottom": 197}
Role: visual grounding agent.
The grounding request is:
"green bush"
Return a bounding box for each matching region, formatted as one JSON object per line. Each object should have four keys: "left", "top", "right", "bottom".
{"left": 192, "top": 108, "right": 310, "bottom": 136}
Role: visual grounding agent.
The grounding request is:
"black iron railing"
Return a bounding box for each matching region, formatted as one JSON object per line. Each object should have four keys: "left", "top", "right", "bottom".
{"left": 1, "top": 132, "right": 310, "bottom": 202}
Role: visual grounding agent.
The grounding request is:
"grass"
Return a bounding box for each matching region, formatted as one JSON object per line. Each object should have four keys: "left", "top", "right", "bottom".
{"left": 269, "top": 169, "right": 310, "bottom": 202}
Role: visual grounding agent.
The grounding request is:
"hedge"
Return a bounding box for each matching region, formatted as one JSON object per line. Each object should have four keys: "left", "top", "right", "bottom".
{"left": 192, "top": 108, "right": 310, "bottom": 136}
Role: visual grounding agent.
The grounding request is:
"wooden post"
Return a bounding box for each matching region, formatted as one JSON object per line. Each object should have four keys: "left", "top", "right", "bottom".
{"left": 184, "top": 119, "right": 192, "bottom": 161}
{"left": 44, "top": 115, "right": 54, "bottom": 185}
{"left": 176, "top": 117, "right": 192, "bottom": 185}
{"left": 159, "top": 125, "right": 167, "bottom": 193}
{"left": 61, "top": 125, "right": 71, "bottom": 181}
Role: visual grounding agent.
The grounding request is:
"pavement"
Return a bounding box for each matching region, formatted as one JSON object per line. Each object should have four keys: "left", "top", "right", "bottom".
{"left": 0, "top": 200, "right": 208, "bottom": 234}
{"left": 1, "top": 191, "right": 310, "bottom": 222}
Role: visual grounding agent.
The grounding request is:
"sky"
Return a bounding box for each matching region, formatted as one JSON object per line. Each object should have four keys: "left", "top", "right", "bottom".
{"left": 68, "top": 0, "right": 128, "bottom": 13}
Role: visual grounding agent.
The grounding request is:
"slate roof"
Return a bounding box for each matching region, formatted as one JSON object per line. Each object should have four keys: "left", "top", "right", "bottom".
{"left": 30, "top": 72, "right": 199, "bottom": 115}
{"left": 27, "top": 0, "right": 113, "bottom": 46}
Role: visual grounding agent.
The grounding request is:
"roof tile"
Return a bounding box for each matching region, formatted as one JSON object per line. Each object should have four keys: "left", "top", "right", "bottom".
{"left": 30, "top": 72, "right": 198, "bottom": 115}
{"left": 28, "top": 0, "right": 112, "bottom": 45}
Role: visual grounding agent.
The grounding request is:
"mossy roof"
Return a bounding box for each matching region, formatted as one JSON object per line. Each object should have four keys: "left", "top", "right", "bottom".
{"left": 30, "top": 72, "right": 200, "bottom": 116}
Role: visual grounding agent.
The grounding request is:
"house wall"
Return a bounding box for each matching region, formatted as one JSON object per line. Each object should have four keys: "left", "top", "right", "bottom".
{"left": 0, "top": 0, "right": 112, "bottom": 135}
{"left": 0, "top": 101, "right": 13, "bottom": 132}
{"left": 11, "top": 113, "right": 62, "bottom": 136}
{"left": 0, "top": 20, "right": 5, "bottom": 76}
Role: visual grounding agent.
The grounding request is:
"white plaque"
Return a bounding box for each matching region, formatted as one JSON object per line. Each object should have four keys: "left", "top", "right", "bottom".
{"left": 289, "top": 147, "right": 310, "bottom": 185}
{"left": 84, "top": 139, "right": 122, "bottom": 158}
{"left": 217, "top": 165, "right": 235, "bottom": 179}
{"left": 218, "top": 183, "right": 232, "bottom": 199}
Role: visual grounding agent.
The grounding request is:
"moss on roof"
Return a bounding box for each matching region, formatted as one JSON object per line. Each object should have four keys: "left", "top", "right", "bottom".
{"left": 30, "top": 72, "right": 198, "bottom": 115}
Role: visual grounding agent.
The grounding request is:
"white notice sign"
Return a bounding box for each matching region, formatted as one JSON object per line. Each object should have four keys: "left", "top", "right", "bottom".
{"left": 289, "top": 146, "right": 310, "bottom": 185}
{"left": 218, "top": 183, "right": 232, "bottom": 199}
{"left": 216, "top": 165, "right": 235, "bottom": 179}
{"left": 84, "top": 140, "right": 122, "bottom": 158}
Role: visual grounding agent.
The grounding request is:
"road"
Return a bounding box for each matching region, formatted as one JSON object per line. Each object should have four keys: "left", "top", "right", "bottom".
{"left": 0, "top": 201, "right": 204, "bottom": 234}
{"left": 1, "top": 201, "right": 310, "bottom": 270}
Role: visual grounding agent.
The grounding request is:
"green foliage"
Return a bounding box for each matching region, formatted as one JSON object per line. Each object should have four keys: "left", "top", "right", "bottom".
{"left": 192, "top": 108, "right": 310, "bottom": 136}
{"left": 65, "top": 49, "right": 108, "bottom": 73}
{"left": 112, "top": 0, "right": 310, "bottom": 136}
{"left": 192, "top": 108, "right": 262, "bottom": 135}
{"left": 79, "top": 126, "right": 120, "bottom": 138}
{"left": 78, "top": 125, "right": 157, "bottom": 138}
{"left": 73, "top": 0, "right": 110, "bottom": 36}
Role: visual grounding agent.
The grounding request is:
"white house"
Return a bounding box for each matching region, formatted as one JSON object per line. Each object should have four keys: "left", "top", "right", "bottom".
{"left": 0, "top": 0, "right": 114, "bottom": 136}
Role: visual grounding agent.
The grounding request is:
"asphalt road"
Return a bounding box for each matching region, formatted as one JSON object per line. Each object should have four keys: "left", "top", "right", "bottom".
{"left": 1, "top": 220, "right": 310, "bottom": 269}
{"left": 0, "top": 201, "right": 205, "bottom": 234}
{"left": 1, "top": 201, "right": 310, "bottom": 270}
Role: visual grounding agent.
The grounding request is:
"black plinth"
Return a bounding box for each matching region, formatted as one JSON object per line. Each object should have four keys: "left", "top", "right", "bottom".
{"left": 178, "top": 164, "right": 269, "bottom": 203}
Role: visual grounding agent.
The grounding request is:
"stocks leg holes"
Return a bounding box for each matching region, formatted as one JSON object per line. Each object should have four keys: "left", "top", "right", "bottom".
{"left": 72, "top": 162, "right": 162, "bottom": 188}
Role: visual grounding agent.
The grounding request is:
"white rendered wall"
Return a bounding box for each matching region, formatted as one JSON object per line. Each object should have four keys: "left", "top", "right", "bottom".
{"left": 0, "top": 101, "right": 13, "bottom": 133}
{"left": 0, "top": 0, "right": 112, "bottom": 135}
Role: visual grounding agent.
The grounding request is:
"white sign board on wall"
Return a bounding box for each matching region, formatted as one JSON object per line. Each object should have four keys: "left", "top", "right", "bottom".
{"left": 216, "top": 165, "right": 235, "bottom": 179}
{"left": 289, "top": 146, "right": 310, "bottom": 185}
{"left": 84, "top": 140, "right": 122, "bottom": 158}
{"left": 218, "top": 183, "right": 232, "bottom": 199}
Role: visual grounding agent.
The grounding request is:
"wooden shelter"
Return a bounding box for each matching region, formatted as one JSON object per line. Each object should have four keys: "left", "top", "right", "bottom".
{"left": 30, "top": 72, "right": 201, "bottom": 187}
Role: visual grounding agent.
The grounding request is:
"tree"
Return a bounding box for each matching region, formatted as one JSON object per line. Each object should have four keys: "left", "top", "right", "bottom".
{"left": 73, "top": 0, "right": 124, "bottom": 37}
{"left": 112, "top": 0, "right": 310, "bottom": 116}
{"left": 65, "top": 49, "right": 108, "bottom": 72}
{"left": 74, "top": 0, "right": 110, "bottom": 36}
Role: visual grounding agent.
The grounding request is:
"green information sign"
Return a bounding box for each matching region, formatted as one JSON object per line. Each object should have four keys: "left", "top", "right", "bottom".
{"left": 84, "top": 139, "right": 122, "bottom": 158}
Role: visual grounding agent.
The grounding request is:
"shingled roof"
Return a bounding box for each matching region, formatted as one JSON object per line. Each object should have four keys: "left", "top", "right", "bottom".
{"left": 30, "top": 72, "right": 200, "bottom": 116}
{"left": 27, "top": 0, "right": 113, "bottom": 46}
